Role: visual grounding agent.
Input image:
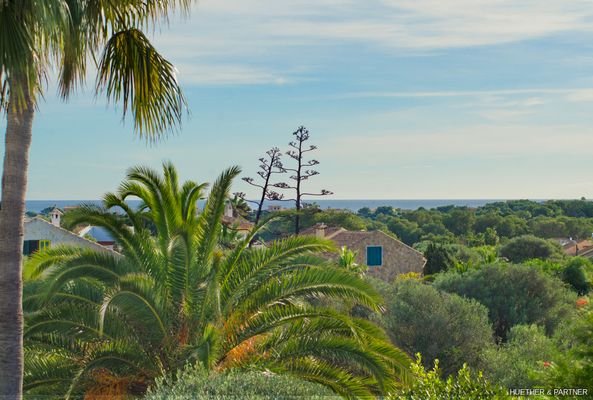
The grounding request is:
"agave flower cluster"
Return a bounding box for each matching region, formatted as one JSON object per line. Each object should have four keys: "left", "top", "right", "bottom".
{"left": 23, "top": 163, "right": 411, "bottom": 398}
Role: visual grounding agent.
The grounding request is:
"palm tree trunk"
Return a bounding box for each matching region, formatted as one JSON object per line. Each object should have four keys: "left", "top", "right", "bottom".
{"left": 0, "top": 81, "right": 34, "bottom": 398}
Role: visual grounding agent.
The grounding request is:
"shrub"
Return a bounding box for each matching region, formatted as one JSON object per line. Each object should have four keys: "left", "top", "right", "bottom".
{"left": 543, "top": 307, "right": 593, "bottom": 393}
{"left": 146, "top": 364, "right": 336, "bottom": 400}
{"left": 499, "top": 235, "right": 563, "bottom": 263}
{"left": 423, "top": 243, "right": 454, "bottom": 275}
{"left": 561, "top": 258, "right": 592, "bottom": 295}
{"left": 480, "top": 325, "right": 559, "bottom": 389}
{"left": 380, "top": 279, "right": 494, "bottom": 375}
{"left": 395, "top": 355, "right": 510, "bottom": 400}
{"left": 434, "top": 264, "right": 576, "bottom": 341}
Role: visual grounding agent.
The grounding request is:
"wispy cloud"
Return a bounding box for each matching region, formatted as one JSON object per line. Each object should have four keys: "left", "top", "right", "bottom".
{"left": 323, "top": 123, "right": 593, "bottom": 160}
{"left": 152, "top": 0, "right": 593, "bottom": 86}
{"left": 175, "top": 63, "right": 291, "bottom": 85}
{"left": 335, "top": 88, "right": 593, "bottom": 100}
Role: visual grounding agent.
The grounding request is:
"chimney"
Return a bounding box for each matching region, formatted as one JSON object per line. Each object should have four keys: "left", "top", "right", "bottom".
{"left": 224, "top": 202, "right": 234, "bottom": 218}
{"left": 316, "top": 223, "right": 327, "bottom": 238}
{"left": 50, "top": 208, "right": 63, "bottom": 227}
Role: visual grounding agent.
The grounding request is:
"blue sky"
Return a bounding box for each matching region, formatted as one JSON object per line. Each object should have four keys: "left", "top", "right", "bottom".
{"left": 3, "top": 0, "right": 593, "bottom": 200}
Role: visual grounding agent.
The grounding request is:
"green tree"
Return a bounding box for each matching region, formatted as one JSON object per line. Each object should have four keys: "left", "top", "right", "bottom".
{"left": 499, "top": 235, "right": 564, "bottom": 263}
{"left": 443, "top": 208, "right": 475, "bottom": 236}
{"left": 423, "top": 243, "right": 454, "bottom": 275}
{"left": 434, "top": 264, "right": 576, "bottom": 341}
{"left": 146, "top": 364, "right": 336, "bottom": 400}
{"left": 23, "top": 163, "right": 411, "bottom": 398}
{"left": 0, "top": 2, "right": 188, "bottom": 395}
{"left": 483, "top": 227, "right": 500, "bottom": 246}
{"left": 395, "top": 355, "right": 510, "bottom": 400}
{"left": 379, "top": 279, "right": 494, "bottom": 376}
{"left": 388, "top": 219, "right": 421, "bottom": 246}
{"left": 530, "top": 217, "right": 567, "bottom": 238}
{"left": 544, "top": 307, "right": 593, "bottom": 393}
{"left": 561, "top": 258, "right": 592, "bottom": 295}
{"left": 357, "top": 207, "right": 372, "bottom": 218}
{"left": 474, "top": 213, "right": 503, "bottom": 234}
{"left": 496, "top": 215, "right": 529, "bottom": 238}
{"left": 480, "top": 325, "right": 559, "bottom": 389}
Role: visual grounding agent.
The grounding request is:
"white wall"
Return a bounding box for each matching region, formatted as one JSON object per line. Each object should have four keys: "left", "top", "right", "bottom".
{"left": 24, "top": 218, "right": 111, "bottom": 253}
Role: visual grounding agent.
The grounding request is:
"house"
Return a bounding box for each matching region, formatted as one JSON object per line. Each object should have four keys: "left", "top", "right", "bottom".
{"left": 556, "top": 238, "right": 593, "bottom": 258}
{"left": 24, "top": 213, "right": 113, "bottom": 256}
{"left": 221, "top": 202, "right": 254, "bottom": 238}
{"left": 301, "top": 223, "right": 427, "bottom": 282}
{"left": 77, "top": 225, "right": 117, "bottom": 250}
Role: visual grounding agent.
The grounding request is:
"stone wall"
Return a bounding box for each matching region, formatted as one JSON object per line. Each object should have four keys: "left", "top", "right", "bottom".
{"left": 341, "top": 231, "right": 426, "bottom": 282}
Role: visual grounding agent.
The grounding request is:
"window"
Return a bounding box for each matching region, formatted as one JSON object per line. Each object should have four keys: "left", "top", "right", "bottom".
{"left": 23, "top": 240, "right": 39, "bottom": 256}
{"left": 23, "top": 240, "right": 50, "bottom": 255}
{"left": 366, "top": 246, "right": 383, "bottom": 267}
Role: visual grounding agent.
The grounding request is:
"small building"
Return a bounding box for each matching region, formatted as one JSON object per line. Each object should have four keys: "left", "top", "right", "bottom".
{"left": 77, "top": 225, "right": 117, "bottom": 250}
{"left": 301, "top": 223, "right": 427, "bottom": 282}
{"left": 24, "top": 216, "right": 113, "bottom": 256}
{"left": 556, "top": 238, "right": 593, "bottom": 258}
{"left": 268, "top": 205, "right": 284, "bottom": 212}
{"left": 222, "top": 202, "right": 254, "bottom": 238}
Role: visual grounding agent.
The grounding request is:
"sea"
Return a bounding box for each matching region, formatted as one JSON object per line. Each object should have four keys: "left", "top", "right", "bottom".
{"left": 25, "top": 199, "right": 541, "bottom": 213}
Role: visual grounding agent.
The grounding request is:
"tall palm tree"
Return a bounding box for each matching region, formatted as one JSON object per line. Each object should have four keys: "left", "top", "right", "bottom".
{"left": 23, "top": 163, "right": 412, "bottom": 398}
{"left": 0, "top": 1, "right": 189, "bottom": 395}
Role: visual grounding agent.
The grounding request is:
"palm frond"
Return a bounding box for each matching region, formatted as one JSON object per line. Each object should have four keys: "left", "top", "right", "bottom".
{"left": 96, "top": 28, "right": 186, "bottom": 138}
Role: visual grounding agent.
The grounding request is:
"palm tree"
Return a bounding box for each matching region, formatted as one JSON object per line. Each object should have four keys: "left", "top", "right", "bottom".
{"left": 338, "top": 246, "right": 367, "bottom": 277}
{"left": 229, "top": 193, "right": 251, "bottom": 219}
{"left": 23, "top": 163, "right": 412, "bottom": 398}
{"left": 0, "top": 1, "right": 189, "bottom": 395}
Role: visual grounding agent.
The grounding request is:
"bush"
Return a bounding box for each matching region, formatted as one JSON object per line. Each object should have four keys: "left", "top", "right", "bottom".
{"left": 561, "top": 258, "right": 592, "bottom": 295}
{"left": 480, "top": 325, "right": 559, "bottom": 389}
{"left": 395, "top": 355, "right": 510, "bottom": 400}
{"left": 146, "top": 364, "right": 336, "bottom": 400}
{"left": 499, "top": 235, "right": 563, "bottom": 263}
{"left": 434, "top": 264, "right": 576, "bottom": 341}
{"left": 423, "top": 243, "right": 454, "bottom": 275}
{"left": 543, "top": 306, "right": 593, "bottom": 394}
{"left": 379, "top": 279, "right": 494, "bottom": 375}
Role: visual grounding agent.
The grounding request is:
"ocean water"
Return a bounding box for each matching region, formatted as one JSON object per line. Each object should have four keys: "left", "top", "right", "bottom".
{"left": 25, "top": 199, "right": 535, "bottom": 213}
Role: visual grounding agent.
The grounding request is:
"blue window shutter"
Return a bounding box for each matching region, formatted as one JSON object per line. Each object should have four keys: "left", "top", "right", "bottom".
{"left": 366, "top": 246, "right": 382, "bottom": 267}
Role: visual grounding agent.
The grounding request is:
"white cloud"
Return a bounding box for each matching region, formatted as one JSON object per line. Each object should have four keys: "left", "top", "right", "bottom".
{"left": 175, "top": 63, "right": 290, "bottom": 85}
{"left": 150, "top": 0, "right": 593, "bottom": 86}
{"left": 323, "top": 124, "right": 593, "bottom": 160}
{"left": 186, "top": 0, "right": 593, "bottom": 51}
{"left": 564, "top": 89, "right": 593, "bottom": 103}
{"left": 336, "top": 88, "right": 593, "bottom": 99}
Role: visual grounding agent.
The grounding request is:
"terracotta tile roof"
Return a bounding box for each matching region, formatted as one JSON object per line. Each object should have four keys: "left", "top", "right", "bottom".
{"left": 222, "top": 215, "right": 254, "bottom": 231}
{"left": 299, "top": 225, "right": 346, "bottom": 239}
{"left": 564, "top": 240, "right": 593, "bottom": 256}
{"left": 301, "top": 223, "right": 424, "bottom": 258}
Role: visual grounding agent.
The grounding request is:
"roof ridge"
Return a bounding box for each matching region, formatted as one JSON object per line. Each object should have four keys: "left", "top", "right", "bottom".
{"left": 30, "top": 217, "right": 118, "bottom": 254}
{"left": 375, "top": 230, "right": 425, "bottom": 257}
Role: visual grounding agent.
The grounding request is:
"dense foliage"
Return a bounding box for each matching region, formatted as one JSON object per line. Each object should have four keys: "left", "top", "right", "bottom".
{"left": 480, "top": 325, "right": 559, "bottom": 389}
{"left": 395, "top": 356, "right": 510, "bottom": 400}
{"left": 23, "top": 163, "right": 411, "bottom": 398}
{"left": 379, "top": 278, "right": 494, "bottom": 375}
{"left": 434, "top": 264, "right": 576, "bottom": 341}
{"left": 542, "top": 306, "right": 593, "bottom": 394}
{"left": 354, "top": 199, "right": 593, "bottom": 247}
{"left": 146, "top": 364, "right": 336, "bottom": 400}
{"left": 498, "top": 235, "right": 563, "bottom": 263}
